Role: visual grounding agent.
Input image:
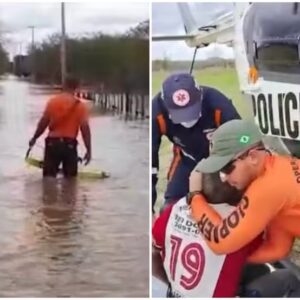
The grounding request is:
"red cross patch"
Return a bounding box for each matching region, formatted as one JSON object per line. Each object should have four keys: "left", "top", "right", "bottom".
{"left": 172, "top": 89, "right": 190, "bottom": 106}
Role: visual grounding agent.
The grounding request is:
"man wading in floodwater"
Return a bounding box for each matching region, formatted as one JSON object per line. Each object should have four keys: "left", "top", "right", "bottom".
{"left": 28, "top": 76, "right": 92, "bottom": 177}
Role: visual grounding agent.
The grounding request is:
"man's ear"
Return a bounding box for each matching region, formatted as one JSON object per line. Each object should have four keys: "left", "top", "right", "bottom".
{"left": 248, "top": 149, "right": 260, "bottom": 164}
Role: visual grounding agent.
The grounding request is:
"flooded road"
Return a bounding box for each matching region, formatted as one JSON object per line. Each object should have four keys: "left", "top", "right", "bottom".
{"left": 0, "top": 75, "right": 149, "bottom": 297}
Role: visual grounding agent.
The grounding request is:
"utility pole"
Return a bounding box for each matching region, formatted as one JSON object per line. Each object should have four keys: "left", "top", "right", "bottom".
{"left": 61, "top": 2, "right": 66, "bottom": 88}
{"left": 29, "top": 26, "right": 35, "bottom": 48}
{"left": 28, "top": 25, "right": 35, "bottom": 81}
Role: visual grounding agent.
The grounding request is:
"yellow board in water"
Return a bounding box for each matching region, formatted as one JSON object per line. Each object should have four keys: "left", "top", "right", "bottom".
{"left": 25, "top": 157, "right": 109, "bottom": 179}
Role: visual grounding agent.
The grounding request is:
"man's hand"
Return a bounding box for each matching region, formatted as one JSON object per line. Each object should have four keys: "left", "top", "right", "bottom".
{"left": 30, "top": 115, "right": 50, "bottom": 148}
{"left": 189, "top": 170, "right": 203, "bottom": 192}
{"left": 29, "top": 137, "right": 36, "bottom": 148}
{"left": 83, "top": 151, "right": 91, "bottom": 165}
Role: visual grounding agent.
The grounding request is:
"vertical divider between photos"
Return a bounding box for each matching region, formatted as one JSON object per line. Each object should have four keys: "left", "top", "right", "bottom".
{"left": 149, "top": 0, "right": 153, "bottom": 298}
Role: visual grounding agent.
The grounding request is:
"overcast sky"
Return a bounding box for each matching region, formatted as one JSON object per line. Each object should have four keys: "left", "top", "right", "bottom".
{"left": 0, "top": 2, "right": 149, "bottom": 59}
{"left": 152, "top": 2, "right": 234, "bottom": 61}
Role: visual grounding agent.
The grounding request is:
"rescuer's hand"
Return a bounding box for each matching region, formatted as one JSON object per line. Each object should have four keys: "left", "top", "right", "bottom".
{"left": 83, "top": 151, "right": 91, "bottom": 165}
{"left": 29, "top": 137, "right": 36, "bottom": 148}
{"left": 189, "top": 169, "right": 203, "bottom": 192}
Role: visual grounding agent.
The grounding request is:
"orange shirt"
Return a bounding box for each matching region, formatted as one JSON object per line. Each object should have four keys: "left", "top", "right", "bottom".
{"left": 44, "top": 93, "right": 88, "bottom": 139}
{"left": 191, "top": 155, "right": 300, "bottom": 263}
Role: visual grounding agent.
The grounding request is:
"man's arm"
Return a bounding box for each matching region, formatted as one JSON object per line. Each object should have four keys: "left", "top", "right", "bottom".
{"left": 80, "top": 120, "right": 91, "bottom": 165}
{"left": 190, "top": 175, "right": 287, "bottom": 254}
{"left": 247, "top": 223, "right": 294, "bottom": 263}
{"left": 189, "top": 169, "right": 203, "bottom": 193}
{"left": 209, "top": 88, "right": 241, "bottom": 124}
{"left": 152, "top": 97, "right": 163, "bottom": 214}
{"left": 29, "top": 115, "right": 50, "bottom": 146}
{"left": 152, "top": 246, "right": 169, "bottom": 284}
{"left": 29, "top": 98, "right": 54, "bottom": 147}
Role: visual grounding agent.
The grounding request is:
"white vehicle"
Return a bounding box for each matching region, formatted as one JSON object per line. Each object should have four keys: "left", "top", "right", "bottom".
{"left": 153, "top": 2, "right": 300, "bottom": 157}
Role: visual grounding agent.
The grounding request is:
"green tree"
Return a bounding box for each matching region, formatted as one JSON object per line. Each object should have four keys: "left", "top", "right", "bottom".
{"left": 0, "top": 43, "right": 9, "bottom": 75}
{"left": 27, "top": 20, "right": 149, "bottom": 93}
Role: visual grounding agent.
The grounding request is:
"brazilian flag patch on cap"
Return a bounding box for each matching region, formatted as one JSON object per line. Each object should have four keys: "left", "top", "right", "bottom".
{"left": 240, "top": 135, "right": 250, "bottom": 144}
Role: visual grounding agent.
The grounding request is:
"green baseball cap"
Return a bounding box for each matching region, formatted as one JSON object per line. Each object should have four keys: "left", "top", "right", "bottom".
{"left": 195, "top": 119, "right": 264, "bottom": 173}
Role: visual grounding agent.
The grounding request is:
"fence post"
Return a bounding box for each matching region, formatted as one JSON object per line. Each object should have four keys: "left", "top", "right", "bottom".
{"left": 121, "top": 93, "right": 124, "bottom": 115}
{"left": 134, "top": 94, "right": 138, "bottom": 119}
{"left": 141, "top": 94, "right": 145, "bottom": 119}
{"left": 104, "top": 93, "right": 107, "bottom": 109}
{"left": 118, "top": 94, "right": 121, "bottom": 114}
{"left": 125, "top": 92, "right": 130, "bottom": 116}
{"left": 113, "top": 94, "right": 117, "bottom": 111}
{"left": 95, "top": 93, "right": 99, "bottom": 105}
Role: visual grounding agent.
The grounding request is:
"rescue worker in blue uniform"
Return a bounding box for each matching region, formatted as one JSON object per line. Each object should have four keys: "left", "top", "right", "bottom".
{"left": 152, "top": 73, "right": 240, "bottom": 214}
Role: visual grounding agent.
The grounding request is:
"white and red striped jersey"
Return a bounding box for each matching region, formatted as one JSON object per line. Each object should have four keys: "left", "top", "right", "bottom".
{"left": 152, "top": 198, "right": 261, "bottom": 297}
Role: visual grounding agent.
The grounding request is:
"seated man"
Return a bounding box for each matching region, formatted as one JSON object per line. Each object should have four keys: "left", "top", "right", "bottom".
{"left": 153, "top": 172, "right": 300, "bottom": 297}
{"left": 152, "top": 172, "right": 262, "bottom": 297}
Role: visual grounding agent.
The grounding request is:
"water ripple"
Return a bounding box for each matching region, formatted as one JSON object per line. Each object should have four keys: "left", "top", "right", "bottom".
{"left": 0, "top": 77, "right": 149, "bottom": 297}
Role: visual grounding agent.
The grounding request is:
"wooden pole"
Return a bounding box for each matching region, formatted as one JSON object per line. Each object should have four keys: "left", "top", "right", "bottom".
{"left": 61, "top": 2, "right": 66, "bottom": 88}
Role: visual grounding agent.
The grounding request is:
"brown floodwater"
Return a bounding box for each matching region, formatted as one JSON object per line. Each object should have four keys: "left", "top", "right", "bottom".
{"left": 0, "top": 75, "right": 149, "bottom": 297}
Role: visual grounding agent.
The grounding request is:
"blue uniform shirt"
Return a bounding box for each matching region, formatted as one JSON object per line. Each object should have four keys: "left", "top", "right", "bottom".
{"left": 152, "top": 86, "right": 241, "bottom": 207}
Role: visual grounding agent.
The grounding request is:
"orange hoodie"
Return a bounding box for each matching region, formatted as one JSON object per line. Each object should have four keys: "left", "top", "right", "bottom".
{"left": 191, "top": 155, "right": 300, "bottom": 263}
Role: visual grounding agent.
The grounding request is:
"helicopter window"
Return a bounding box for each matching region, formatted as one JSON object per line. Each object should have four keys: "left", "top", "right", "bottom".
{"left": 254, "top": 41, "right": 300, "bottom": 73}
{"left": 258, "top": 44, "right": 298, "bottom": 64}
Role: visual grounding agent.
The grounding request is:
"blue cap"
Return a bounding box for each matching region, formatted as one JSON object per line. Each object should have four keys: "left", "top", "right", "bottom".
{"left": 161, "top": 73, "right": 202, "bottom": 124}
